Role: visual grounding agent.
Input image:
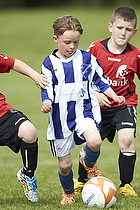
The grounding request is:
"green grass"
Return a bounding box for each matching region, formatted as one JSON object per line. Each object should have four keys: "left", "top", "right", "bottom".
{"left": 0, "top": 6, "right": 140, "bottom": 209}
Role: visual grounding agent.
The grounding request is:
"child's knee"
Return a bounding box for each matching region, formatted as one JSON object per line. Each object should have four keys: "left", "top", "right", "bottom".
{"left": 18, "top": 121, "right": 37, "bottom": 143}
{"left": 59, "top": 161, "right": 72, "bottom": 175}
{"left": 88, "top": 138, "right": 102, "bottom": 151}
{"left": 27, "top": 125, "right": 37, "bottom": 142}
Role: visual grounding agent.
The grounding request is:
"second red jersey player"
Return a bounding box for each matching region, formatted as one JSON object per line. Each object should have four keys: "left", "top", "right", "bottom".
{"left": 74, "top": 6, "right": 139, "bottom": 197}
{"left": 88, "top": 38, "right": 140, "bottom": 108}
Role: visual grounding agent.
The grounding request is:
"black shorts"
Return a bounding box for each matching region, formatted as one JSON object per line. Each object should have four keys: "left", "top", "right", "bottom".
{"left": 0, "top": 109, "right": 29, "bottom": 153}
{"left": 100, "top": 105, "right": 137, "bottom": 143}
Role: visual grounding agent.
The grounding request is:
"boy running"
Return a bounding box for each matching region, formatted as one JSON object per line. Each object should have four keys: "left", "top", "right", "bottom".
{"left": 41, "top": 15, "right": 125, "bottom": 204}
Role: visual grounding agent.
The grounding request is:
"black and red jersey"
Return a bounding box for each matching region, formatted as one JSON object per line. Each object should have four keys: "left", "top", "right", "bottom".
{"left": 88, "top": 38, "right": 140, "bottom": 109}
{"left": 0, "top": 54, "right": 15, "bottom": 117}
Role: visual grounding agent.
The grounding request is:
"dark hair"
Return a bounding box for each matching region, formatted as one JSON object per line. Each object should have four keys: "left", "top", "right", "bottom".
{"left": 111, "top": 7, "right": 137, "bottom": 28}
{"left": 53, "top": 15, "right": 83, "bottom": 36}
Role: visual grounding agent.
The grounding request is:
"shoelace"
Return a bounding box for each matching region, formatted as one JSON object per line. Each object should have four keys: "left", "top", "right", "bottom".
{"left": 26, "top": 176, "right": 37, "bottom": 192}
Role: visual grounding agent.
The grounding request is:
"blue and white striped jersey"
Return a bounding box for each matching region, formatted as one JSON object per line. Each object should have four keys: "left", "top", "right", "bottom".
{"left": 41, "top": 49, "right": 110, "bottom": 140}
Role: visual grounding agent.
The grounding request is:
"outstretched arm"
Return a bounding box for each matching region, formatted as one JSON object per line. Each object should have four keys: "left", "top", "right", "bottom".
{"left": 93, "top": 91, "right": 111, "bottom": 107}
{"left": 13, "top": 59, "right": 49, "bottom": 89}
{"left": 103, "top": 87, "right": 125, "bottom": 105}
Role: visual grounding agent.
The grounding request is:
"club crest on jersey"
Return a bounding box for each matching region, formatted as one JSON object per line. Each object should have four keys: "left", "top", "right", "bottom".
{"left": 81, "top": 63, "right": 92, "bottom": 80}
{"left": 116, "top": 65, "right": 128, "bottom": 78}
{"left": 80, "top": 87, "right": 85, "bottom": 97}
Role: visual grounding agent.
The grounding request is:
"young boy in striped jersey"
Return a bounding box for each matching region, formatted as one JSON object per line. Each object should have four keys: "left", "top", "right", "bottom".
{"left": 41, "top": 15, "right": 125, "bottom": 204}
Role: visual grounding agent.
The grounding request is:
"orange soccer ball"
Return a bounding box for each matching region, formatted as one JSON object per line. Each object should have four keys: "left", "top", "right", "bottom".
{"left": 82, "top": 176, "right": 117, "bottom": 208}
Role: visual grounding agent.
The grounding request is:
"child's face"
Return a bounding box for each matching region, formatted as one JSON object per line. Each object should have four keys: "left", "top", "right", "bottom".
{"left": 53, "top": 30, "right": 80, "bottom": 59}
{"left": 108, "top": 18, "right": 137, "bottom": 47}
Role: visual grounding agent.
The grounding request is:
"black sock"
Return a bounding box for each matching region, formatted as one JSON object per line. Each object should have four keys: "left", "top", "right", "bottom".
{"left": 20, "top": 138, "right": 38, "bottom": 178}
{"left": 78, "top": 161, "right": 88, "bottom": 183}
{"left": 119, "top": 151, "right": 136, "bottom": 187}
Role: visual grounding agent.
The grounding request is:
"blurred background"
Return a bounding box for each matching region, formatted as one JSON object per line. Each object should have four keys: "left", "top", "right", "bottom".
{"left": 0, "top": 0, "right": 140, "bottom": 8}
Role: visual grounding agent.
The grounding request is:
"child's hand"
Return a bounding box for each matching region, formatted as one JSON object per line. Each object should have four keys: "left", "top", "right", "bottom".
{"left": 115, "top": 96, "right": 125, "bottom": 105}
{"left": 41, "top": 100, "right": 52, "bottom": 113}
{"left": 93, "top": 91, "right": 111, "bottom": 107}
{"left": 36, "top": 74, "right": 49, "bottom": 89}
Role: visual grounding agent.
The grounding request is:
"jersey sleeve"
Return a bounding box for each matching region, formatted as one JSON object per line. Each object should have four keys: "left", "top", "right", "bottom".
{"left": 41, "top": 57, "right": 54, "bottom": 103}
{"left": 0, "top": 54, "right": 15, "bottom": 73}
{"left": 136, "top": 55, "right": 140, "bottom": 80}
{"left": 90, "top": 54, "right": 110, "bottom": 93}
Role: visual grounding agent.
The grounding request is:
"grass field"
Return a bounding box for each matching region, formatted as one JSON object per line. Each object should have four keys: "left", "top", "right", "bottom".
{"left": 0, "top": 6, "right": 140, "bottom": 209}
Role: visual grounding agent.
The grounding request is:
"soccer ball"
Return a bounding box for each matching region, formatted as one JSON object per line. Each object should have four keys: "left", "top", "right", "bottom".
{"left": 82, "top": 176, "right": 117, "bottom": 208}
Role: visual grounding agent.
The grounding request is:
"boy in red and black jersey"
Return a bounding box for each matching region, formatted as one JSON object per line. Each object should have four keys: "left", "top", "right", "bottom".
{"left": 75, "top": 6, "right": 139, "bottom": 197}
{"left": 0, "top": 54, "right": 47, "bottom": 201}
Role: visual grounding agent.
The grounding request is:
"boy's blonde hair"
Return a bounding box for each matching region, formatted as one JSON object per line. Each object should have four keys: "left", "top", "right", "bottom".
{"left": 52, "top": 15, "right": 83, "bottom": 37}
{"left": 111, "top": 7, "right": 137, "bottom": 28}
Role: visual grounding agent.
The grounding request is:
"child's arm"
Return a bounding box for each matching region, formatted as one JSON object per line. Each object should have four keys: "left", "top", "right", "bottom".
{"left": 13, "top": 59, "right": 49, "bottom": 89}
{"left": 103, "top": 87, "right": 125, "bottom": 105}
{"left": 93, "top": 87, "right": 125, "bottom": 106}
{"left": 93, "top": 85, "right": 125, "bottom": 106}
{"left": 93, "top": 90, "right": 111, "bottom": 107}
{"left": 41, "top": 62, "right": 54, "bottom": 113}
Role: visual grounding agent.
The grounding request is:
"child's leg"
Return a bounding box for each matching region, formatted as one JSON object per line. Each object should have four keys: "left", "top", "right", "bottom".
{"left": 59, "top": 170, "right": 74, "bottom": 194}
{"left": 58, "top": 154, "right": 75, "bottom": 204}
{"left": 20, "top": 139, "right": 38, "bottom": 178}
{"left": 83, "top": 128, "right": 101, "bottom": 167}
{"left": 58, "top": 153, "right": 74, "bottom": 194}
{"left": 83, "top": 128, "right": 101, "bottom": 152}
{"left": 18, "top": 120, "right": 38, "bottom": 178}
{"left": 84, "top": 143, "right": 100, "bottom": 168}
{"left": 50, "top": 136, "right": 75, "bottom": 204}
{"left": 79, "top": 128, "right": 101, "bottom": 178}
{"left": 17, "top": 120, "right": 38, "bottom": 202}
